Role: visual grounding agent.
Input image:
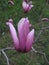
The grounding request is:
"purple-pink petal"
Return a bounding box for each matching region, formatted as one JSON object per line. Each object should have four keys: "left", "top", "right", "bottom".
{"left": 18, "top": 18, "right": 30, "bottom": 51}
{"left": 6, "top": 22, "right": 19, "bottom": 50}
{"left": 29, "top": 5, "right": 33, "bottom": 10}
{"left": 22, "top": 1, "right": 29, "bottom": 12}
{"left": 26, "top": 29, "right": 34, "bottom": 52}
{"left": 22, "top": 1, "right": 34, "bottom": 13}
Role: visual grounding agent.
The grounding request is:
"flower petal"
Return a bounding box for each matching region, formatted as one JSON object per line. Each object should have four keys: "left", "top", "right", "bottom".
{"left": 26, "top": 29, "right": 34, "bottom": 52}
{"left": 22, "top": 1, "right": 29, "bottom": 12}
{"left": 6, "top": 22, "right": 19, "bottom": 50}
{"left": 18, "top": 18, "right": 25, "bottom": 33}
{"left": 29, "top": 5, "right": 33, "bottom": 10}
{"left": 18, "top": 18, "right": 30, "bottom": 51}
{"left": 28, "top": 1, "right": 34, "bottom": 10}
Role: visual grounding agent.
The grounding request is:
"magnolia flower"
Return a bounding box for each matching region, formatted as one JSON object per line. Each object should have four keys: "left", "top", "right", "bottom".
{"left": 22, "top": 1, "right": 34, "bottom": 13}
{"left": 6, "top": 18, "right": 34, "bottom": 53}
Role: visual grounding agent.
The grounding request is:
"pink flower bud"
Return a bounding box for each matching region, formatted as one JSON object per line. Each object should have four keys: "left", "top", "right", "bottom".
{"left": 22, "top": 1, "right": 34, "bottom": 13}
{"left": 6, "top": 18, "right": 34, "bottom": 53}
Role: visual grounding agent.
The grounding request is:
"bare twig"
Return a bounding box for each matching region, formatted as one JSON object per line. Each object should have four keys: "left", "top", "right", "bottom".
{"left": 1, "top": 50, "right": 10, "bottom": 65}
{"left": 35, "top": 29, "right": 43, "bottom": 43}
{"left": 2, "top": 47, "right": 15, "bottom": 51}
{"left": 35, "top": 26, "right": 49, "bottom": 43}
{"left": 44, "top": 53, "right": 49, "bottom": 64}
{"left": 42, "top": 25, "right": 49, "bottom": 29}
{"left": 0, "top": 47, "right": 15, "bottom": 65}
{"left": 31, "top": 47, "right": 49, "bottom": 64}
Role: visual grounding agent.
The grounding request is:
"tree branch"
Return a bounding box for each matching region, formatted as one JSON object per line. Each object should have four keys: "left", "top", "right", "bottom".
{"left": 0, "top": 47, "right": 15, "bottom": 65}
{"left": 35, "top": 26, "right": 49, "bottom": 43}
{"left": 2, "top": 47, "right": 15, "bottom": 51}
{"left": 31, "top": 47, "right": 49, "bottom": 64}
{"left": 1, "top": 50, "right": 10, "bottom": 65}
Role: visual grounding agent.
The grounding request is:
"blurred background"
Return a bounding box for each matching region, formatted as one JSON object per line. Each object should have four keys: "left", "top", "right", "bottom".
{"left": 0, "top": 0, "right": 49, "bottom": 65}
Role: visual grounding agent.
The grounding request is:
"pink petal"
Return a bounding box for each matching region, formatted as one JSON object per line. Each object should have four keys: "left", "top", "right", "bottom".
{"left": 29, "top": 5, "right": 33, "bottom": 10}
{"left": 22, "top": 1, "right": 34, "bottom": 13}
{"left": 29, "top": 24, "right": 32, "bottom": 27}
{"left": 28, "top": 1, "right": 32, "bottom": 5}
{"left": 8, "top": 19, "right": 13, "bottom": 23}
{"left": 6, "top": 22, "right": 19, "bottom": 50}
{"left": 18, "top": 18, "right": 30, "bottom": 51}
{"left": 18, "top": 18, "right": 25, "bottom": 32}
{"left": 26, "top": 29, "right": 34, "bottom": 52}
{"left": 28, "top": 1, "right": 34, "bottom": 10}
{"left": 23, "top": 17, "right": 30, "bottom": 37}
{"left": 22, "top": 1, "right": 29, "bottom": 12}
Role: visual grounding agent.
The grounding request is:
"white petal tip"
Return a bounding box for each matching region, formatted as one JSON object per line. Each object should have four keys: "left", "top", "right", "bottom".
{"left": 6, "top": 22, "right": 9, "bottom": 25}
{"left": 26, "top": 17, "right": 28, "bottom": 20}
{"left": 31, "top": 5, "right": 34, "bottom": 7}
{"left": 32, "top": 29, "right": 35, "bottom": 32}
{"left": 9, "top": 19, "right": 13, "bottom": 21}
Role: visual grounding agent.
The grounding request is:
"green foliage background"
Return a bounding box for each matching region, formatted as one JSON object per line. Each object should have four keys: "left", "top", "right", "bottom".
{"left": 0, "top": 0, "right": 49, "bottom": 65}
